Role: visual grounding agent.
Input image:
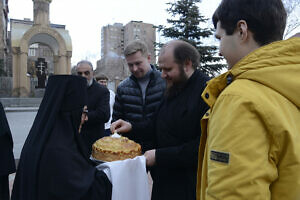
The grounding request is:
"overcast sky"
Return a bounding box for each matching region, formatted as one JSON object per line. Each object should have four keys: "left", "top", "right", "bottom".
{"left": 8, "top": 0, "right": 220, "bottom": 67}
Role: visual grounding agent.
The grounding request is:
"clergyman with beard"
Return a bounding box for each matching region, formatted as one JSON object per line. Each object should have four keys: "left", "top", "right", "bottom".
{"left": 111, "top": 40, "right": 209, "bottom": 200}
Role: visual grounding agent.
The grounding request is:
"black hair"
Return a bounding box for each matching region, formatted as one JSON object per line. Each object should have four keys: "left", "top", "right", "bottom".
{"left": 95, "top": 73, "right": 108, "bottom": 81}
{"left": 213, "top": 0, "right": 287, "bottom": 46}
{"left": 171, "top": 40, "right": 200, "bottom": 70}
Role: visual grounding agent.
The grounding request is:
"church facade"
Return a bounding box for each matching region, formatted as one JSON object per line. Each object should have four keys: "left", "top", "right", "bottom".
{"left": 2, "top": 0, "right": 72, "bottom": 97}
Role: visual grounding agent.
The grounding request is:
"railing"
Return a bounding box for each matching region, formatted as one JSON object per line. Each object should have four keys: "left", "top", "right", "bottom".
{"left": 0, "top": 76, "right": 12, "bottom": 97}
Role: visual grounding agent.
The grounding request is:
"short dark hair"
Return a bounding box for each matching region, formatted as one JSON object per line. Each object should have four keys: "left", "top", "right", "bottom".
{"left": 95, "top": 74, "right": 108, "bottom": 81}
{"left": 161, "top": 40, "right": 200, "bottom": 70}
{"left": 213, "top": 0, "right": 287, "bottom": 46}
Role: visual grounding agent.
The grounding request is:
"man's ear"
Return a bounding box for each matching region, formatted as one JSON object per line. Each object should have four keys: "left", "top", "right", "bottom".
{"left": 184, "top": 59, "right": 193, "bottom": 73}
{"left": 147, "top": 54, "right": 151, "bottom": 62}
{"left": 237, "top": 20, "right": 249, "bottom": 42}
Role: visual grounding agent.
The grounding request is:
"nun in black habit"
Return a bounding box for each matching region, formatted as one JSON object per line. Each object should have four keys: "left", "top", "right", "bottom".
{"left": 0, "top": 102, "right": 16, "bottom": 200}
{"left": 11, "top": 75, "right": 112, "bottom": 200}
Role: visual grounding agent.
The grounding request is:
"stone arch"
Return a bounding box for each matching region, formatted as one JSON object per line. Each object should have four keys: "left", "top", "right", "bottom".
{"left": 12, "top": 25, "right": 72, "bottom": 96}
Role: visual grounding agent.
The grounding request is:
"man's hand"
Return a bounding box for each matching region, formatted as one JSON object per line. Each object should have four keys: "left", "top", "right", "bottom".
{"left": 79, "top": 106, "right": 88, "bottom": 133}
{"left": 110, "top": 119, "right": 132, "bottom": 134}
{"left": 144, "top": 149, "right": 156, "bottom": 167}
{"left": 83, "top": 106, "right": 88, "bottom": 122}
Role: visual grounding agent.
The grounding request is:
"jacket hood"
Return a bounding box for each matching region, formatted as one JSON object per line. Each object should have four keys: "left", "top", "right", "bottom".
{"left": 204, "top": 37, "right": 300, "bottom": 108}
{"left": 232, "top": 37, "right": 300, "bottom": 108}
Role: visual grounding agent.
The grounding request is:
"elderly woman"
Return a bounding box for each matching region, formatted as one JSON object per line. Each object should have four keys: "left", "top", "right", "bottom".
{"left": 11, "top": 75, "right": 112, "bottom": 200}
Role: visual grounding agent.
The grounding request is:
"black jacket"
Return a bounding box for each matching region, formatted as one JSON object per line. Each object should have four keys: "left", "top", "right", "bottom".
{"left": 81, "top": 80, "right": 110, "bottom": 153}
{"left": 112, "top": 66, "right": 166, "bottom": 151}
{"left": 133, "top": 70, "right": 209, "bottom": 200}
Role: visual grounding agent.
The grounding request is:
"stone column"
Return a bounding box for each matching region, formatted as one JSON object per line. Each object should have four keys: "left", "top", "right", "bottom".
{"left": 58, "top": 55, "right": 67, "bottom": 74}
{"left": 66, "top": 51, "right": 72, "bottom": 74}
{"left": 12, "top": 47, "right": 30, "bottom": 97}
{"left": 53, "top": 55, "right": 59, "bottom": 74}
{"left": 33, "top": 0, "right": 52, "bottom": 26}
{"left": 54, "top": 52, "right": 70, "bottom": 74}
{"left": 12, "top": 47, "right": 20, "bottom": 96}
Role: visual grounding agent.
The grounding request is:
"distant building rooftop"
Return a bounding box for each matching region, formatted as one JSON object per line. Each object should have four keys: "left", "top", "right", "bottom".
{"left": 10, "top": 18, "right": 66, "bottom": 29}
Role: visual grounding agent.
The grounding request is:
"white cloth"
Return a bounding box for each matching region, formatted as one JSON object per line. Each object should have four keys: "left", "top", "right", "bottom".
{"left": 105, "top": 89, "right": 115, "bottom": 130}
{"left": 97, "top": 156, "right": 150, "bottom": 200}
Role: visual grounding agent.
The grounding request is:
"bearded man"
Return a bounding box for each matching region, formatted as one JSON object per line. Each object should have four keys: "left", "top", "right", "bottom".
{"left": 111, "top": 40, "right": 209, "bottom": 200}
{"left": 76, "top": 60, "right": 110, "bottom": 153}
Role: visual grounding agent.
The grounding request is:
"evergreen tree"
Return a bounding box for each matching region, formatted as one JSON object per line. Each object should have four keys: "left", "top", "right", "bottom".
{"left": 158, "top": 0, "right": 225, "bottom": 77}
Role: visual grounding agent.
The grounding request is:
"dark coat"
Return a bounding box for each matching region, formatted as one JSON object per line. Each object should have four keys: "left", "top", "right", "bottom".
{"left": 0, "top": 102, "right": 16, "bottom": 200}
{"left": 134, "top": 70, "right": 209, "bottom": 200}
{"left": 11, "top": 75, "right": 112, "bottom": 200}
{"left": 81, "top": 79, "right": 110, "bottom": 153}
{"left": 112, "top": 66, "right": 166, "bottom": 151}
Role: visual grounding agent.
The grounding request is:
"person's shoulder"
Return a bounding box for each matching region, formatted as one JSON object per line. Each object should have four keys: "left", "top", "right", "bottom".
{"left": 192, "top": 70, "right": 210, "bottom": 90}
{"left": 150, "top": 67, "right": 162, "bottom": 77}
{"left": 221, "top": 79, "right": 271, "bottom": 105}
{"left": 150, "top": 68, "right": 165, "bottom": 85}
{"left": 118, "top": 76, "right": 135, "bottom": 88}
{"left": 195, "top": 70, "right": 210, "bottom": 81}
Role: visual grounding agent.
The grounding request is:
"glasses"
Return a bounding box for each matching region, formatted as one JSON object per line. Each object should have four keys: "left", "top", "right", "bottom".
{"left": 77, "top": 71, "right": 90, "bottom": 76}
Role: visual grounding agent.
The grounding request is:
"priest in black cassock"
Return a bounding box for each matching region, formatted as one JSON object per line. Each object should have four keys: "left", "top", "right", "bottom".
{"left": 0, "top": 102, "right": 16, "bottom": 200}
{"left": 11, "top": 75, "right": 112, "bottom": 200}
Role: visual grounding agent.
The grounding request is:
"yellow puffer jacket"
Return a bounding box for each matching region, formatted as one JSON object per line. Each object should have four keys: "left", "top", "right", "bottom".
{"left": 197, "top": 37, "right": 300, "bottom": 200}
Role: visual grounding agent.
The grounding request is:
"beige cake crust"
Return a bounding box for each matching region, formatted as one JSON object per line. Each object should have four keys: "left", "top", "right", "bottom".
{"left": 92, "top": 136, "right": 141, "bottom": 162}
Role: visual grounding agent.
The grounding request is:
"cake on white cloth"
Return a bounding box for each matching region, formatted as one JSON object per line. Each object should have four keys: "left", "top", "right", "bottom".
{"left": 96, "top": 155, "right": 150, "bottom": 200}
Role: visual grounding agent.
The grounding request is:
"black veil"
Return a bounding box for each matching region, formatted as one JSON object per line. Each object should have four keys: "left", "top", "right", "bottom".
{"left": 12, "top": 75, "right": 111, "bottom": 200}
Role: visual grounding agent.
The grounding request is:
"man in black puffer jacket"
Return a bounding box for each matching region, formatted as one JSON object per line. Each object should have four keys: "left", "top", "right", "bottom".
{"left": 112, "top": 40, "right": 166, "bottom": 152}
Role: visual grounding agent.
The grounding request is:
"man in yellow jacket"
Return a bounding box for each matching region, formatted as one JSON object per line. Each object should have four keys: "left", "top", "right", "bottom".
{"left": 197, "top": 0, "right": 300, "bottom": 199}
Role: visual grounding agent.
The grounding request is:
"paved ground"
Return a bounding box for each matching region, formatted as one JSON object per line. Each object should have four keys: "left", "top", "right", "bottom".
{"left": 6, "top": 110, "right": 37, "bottom": 159}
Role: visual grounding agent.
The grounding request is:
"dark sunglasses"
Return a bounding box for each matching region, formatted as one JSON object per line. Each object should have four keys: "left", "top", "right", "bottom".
{"left": 77, "top": 71, "right": 90, "bottom": 76}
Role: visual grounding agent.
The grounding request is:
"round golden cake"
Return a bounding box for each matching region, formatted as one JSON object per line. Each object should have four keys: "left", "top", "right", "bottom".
{"left": 92, "top": 136, "right": 141, "bottom": 162}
